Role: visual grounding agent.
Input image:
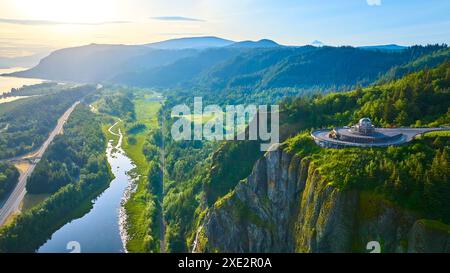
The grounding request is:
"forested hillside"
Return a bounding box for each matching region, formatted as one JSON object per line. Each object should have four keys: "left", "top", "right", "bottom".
{"left": 26, "top": 106, "right": 108, "bottom": 194}
{"left": 96, "top": 90, "right": 136, "bottom": 120}
{"left": 282, "top": 60, "right": 450, "bottom": 128}
{"left": 11, "top": 42, "right": 447, "bottom": 95}
{"left": 197, "top": 61, "right": 450, "bottom": 253}
{"left": 197, "top": 45, "right": 438, "bottom": 90}
{"left": 378, "top": 47, "right": 450, "bottom": 84}
{"left": 0, "top": 85, "right": 96, "bottom": 159}
{"left": 155, "top": 61, "right": 450, "bottom": 253}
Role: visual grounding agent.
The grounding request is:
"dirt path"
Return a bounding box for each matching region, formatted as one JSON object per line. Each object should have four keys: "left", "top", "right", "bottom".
{"left": 108, "top": 120, "right": 123, "bottom": 149}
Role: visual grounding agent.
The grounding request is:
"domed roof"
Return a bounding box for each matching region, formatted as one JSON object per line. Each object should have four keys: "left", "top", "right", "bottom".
{"left": 359, "top": 118, "right": 372, "bottom": 127}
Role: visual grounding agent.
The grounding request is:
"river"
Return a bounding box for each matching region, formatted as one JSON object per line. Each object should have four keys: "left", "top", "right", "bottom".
{"left": 38, "top": 126, "right": 135, "bottom": 253}
{"left": 0, "top": 67, "right": 45, "bottom": 95}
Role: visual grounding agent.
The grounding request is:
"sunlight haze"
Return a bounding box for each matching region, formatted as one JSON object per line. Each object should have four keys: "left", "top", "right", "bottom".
{"left": 1, "top": 0, "right": 449, "bottom": 57}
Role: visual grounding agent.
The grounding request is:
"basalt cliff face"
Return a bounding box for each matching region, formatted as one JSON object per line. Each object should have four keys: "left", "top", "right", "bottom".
{"left": 198, "top": 146, "right": 450, "bottom": 253}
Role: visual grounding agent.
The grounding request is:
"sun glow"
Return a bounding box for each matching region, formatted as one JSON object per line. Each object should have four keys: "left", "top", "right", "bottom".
{"left": 11, "top": 0, "right": 119, "bottom": 23}
{"left": 0, "top": 0, "right": 212, "bottom": 57}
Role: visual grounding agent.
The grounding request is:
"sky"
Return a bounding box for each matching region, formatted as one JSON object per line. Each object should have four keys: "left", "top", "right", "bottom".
{"left": 0, "top": 0, "right": 449, "bottom": 57}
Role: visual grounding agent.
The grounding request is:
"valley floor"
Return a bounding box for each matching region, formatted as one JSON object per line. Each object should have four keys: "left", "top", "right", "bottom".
{"left": 93, "top": 87, "right": 164, "bottom": 252}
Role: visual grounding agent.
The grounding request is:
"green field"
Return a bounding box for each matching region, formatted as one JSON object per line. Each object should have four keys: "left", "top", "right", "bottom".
{"left": 423, "top": 130, "right": 450, "bottom": 137}
{"left": 123, "top": 95, "right": 160, "bottom": 174}
{"left": 177, "top": 113, "right": 218, "bottom": 124}
{"left": 121, "top": 90, "right": 162, "bottom": 252}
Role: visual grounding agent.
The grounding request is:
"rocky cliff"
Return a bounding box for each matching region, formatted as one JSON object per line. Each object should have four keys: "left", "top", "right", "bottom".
{"left": 198, "top": 145, "right": 450, "bottom": 253}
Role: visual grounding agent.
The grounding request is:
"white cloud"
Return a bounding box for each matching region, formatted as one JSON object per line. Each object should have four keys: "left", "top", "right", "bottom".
{"left": 151, "top": 16, "right": 205, "bottom": 22}
{"left": 366, "top": 0, "right": 382, "bottom": 6}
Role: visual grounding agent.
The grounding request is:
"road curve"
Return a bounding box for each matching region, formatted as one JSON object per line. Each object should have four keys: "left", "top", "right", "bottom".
{"left": 311, "top": 127, "right": 449, "bottom": 148}
{"left": 0, "top": 101, "right": 80, "bottom": 226}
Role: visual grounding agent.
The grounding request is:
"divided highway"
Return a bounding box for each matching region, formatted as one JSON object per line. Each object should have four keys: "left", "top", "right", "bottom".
{"left": 0, "top": 101, "right": 80, "bottom": 226}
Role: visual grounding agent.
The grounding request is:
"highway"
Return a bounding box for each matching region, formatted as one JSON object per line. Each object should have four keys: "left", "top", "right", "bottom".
{"left": 0, "top": 101, "right": 80, "bottom": 226}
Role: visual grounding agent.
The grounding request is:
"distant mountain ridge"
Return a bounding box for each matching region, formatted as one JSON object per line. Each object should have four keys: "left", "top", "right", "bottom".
{"left": 228, "top": 39, "right": 281, "bottom": 48}
{"left": 358, "top": 44, "right": 407, "bottom": 51}
{"left": 7, "top": 36, "right": 447, "bottom": 93}
{"left": 145, "top": 36, "right": 235, "bottom": 49}
{"left": 112, "top": 44, "right": 445, "bottom": 91}
{"left": 310, "top": 40, "right": 324, "bottom": 47}
{"left": 144, "top": 37, "right": 281, "bottom": 50}
{"left": 0, "top": 52, "right": 50, "bottom": 69}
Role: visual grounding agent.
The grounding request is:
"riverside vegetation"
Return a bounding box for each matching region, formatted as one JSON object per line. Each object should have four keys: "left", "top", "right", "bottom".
{"left": 0, "top": 105, "right": 112, "bottom": 252}
{"left": 0, "top": 84, "right": 97, "bottom": 159}
{"left": 94, "top": 87, "right": 163, "bottom": 252}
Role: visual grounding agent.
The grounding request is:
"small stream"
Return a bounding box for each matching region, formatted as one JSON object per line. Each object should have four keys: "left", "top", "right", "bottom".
{"left": 38, "top": 135, "right": 135, "bottom": 253}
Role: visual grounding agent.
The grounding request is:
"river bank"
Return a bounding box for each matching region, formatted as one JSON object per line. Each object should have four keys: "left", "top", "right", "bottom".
{"left": 38, "top": 122, "right": 136, "bottom": 253}
{"left": 0, "top": 67, "right": 45, "bottom": 95}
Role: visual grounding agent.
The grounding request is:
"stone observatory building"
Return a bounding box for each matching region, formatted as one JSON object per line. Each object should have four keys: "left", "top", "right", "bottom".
{"left": 311, "top": 118, "right": 447, "bottom": 148}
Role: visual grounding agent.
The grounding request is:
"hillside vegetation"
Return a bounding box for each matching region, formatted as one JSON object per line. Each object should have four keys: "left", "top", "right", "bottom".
{"left": 158, "top": 61, "right": 450, "bottom": 252}
{"left": 27, "top": 106, "right": 108, "bottom": 194}
{"left": 196, "top": 61, "right": 450, "bottom": 253}
{"left": 0, "top": 85, "right": 96, "bottom": 159}
{"left": 13, "top": 43, "right": 446, "bottom": 94}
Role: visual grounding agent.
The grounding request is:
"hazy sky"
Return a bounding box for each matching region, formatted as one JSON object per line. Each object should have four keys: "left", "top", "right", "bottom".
{"left": 1, "top": 0, "right": 449, "bottom": 57}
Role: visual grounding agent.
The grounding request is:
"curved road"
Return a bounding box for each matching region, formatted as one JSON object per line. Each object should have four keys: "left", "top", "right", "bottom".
{"left": 311, "top": 127, "right": 449, "bottom": 148}
{"left": 0, "top": 101, "right": 80, "bottom": 226}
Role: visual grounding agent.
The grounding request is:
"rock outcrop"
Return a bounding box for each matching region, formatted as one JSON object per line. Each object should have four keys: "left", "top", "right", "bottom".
{"left": 408, "top": 220, "right": 450, "bottom": 253}
{"left": 202, "top": 146, "right": 303, "bottom": 252}
{"left": 199, "top": 145, "right": 450, "bottom": 253}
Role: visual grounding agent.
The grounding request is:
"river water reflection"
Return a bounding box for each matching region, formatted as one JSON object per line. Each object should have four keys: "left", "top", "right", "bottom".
{"left": 38, "top": 140, "right": 134, "bottom": 253}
